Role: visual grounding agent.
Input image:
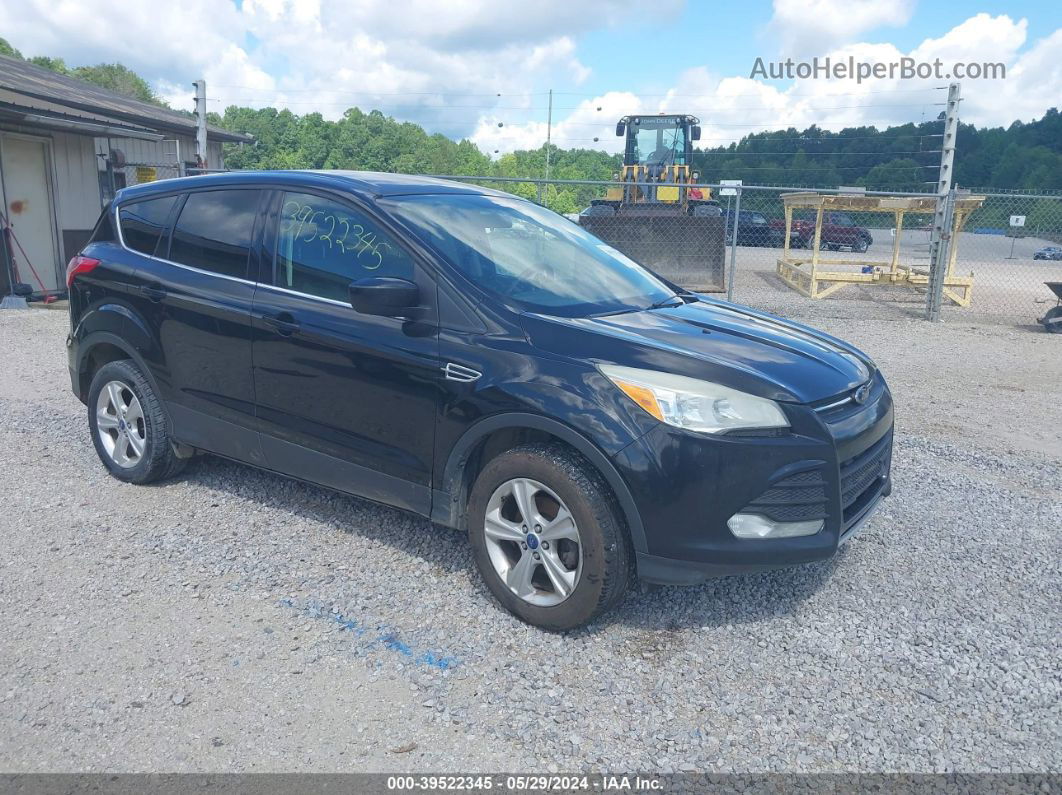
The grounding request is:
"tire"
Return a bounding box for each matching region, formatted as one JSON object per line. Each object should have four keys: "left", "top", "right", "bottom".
{"left": 853, "top": 238, "right": 868, "bottom": 253}
{"left": 87, "top": 359, "right": 186, "bottom": 484}
{"left": 1043, "top": 306, "right": 1062, "bottom": 334}
{"left": 467, "top": 443, "right": 631, "bottom": 631}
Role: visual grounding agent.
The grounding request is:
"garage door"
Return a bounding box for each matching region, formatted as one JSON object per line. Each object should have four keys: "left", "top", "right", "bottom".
{"left": 1, "top": 135, "right": 61, "bottom": 294}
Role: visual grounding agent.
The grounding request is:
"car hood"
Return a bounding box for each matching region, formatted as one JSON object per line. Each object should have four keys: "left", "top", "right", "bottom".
{"left": 526, "top": 297, "right": 874, "bottom": 404}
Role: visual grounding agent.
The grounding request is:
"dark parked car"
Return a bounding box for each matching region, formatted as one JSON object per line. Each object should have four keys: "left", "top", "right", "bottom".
{"left": 1033, "top": 246, "right": 1062, "bottom": 260}
{"left": 67, "top": 172, "right": 893, "bottom": 630}
{"left": 723, "top": 210, "right": 783, "bottom": 247}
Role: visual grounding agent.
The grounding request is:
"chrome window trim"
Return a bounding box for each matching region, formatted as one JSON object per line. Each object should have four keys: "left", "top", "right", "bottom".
{"left": 113, "top": 188, "right": 428, "bottom": 312}
{"left": 115, "top": 196, "right": 257, "bottom": 288}
{"left": 115, "top": 197, "right": 377, "bottom": 309}
{"left": 255, "top": 281, "right": 351, "bottom": 308}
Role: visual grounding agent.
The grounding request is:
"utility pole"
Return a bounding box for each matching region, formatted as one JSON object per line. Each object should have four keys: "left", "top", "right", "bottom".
{"left": 925, "top": 81, "right": 960, "bottom": 321}
{"left": 538, "top": 89, "right": 553, "bottom": 205}
{"left": 193, "top": 79, "right": 208, "bottom": 170}
{"left": 544, "top": 89, "right": 553, "bottom": 182}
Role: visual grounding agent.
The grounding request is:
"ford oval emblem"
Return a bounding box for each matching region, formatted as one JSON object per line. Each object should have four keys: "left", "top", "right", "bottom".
{"left": 853, "top": 382, "right": 872, "bottom": 405}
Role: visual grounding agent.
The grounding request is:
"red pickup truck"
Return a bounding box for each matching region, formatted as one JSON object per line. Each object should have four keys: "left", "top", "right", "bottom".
{"left": 770, "top": 212, "right": 873, "bottom": 252}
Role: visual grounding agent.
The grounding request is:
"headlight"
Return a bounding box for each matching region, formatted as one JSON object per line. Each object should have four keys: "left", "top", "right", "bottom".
{"left": 599, "top": 365, "right": 789, "bottom": 434}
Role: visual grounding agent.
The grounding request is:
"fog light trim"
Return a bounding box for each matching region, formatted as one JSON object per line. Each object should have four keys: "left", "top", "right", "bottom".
{"left": 727, "top": 513, "right": 824, "bottom": 539}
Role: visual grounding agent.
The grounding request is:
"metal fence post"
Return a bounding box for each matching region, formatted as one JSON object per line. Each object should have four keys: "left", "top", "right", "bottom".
{"left": 926, "top": 188, "right": 956, "bottom": 321}
{"left": 727, "top": 185, "right": 741, "bottom": 302}
{"left": 925, "top": 82, "right": 961, "bottom": 321}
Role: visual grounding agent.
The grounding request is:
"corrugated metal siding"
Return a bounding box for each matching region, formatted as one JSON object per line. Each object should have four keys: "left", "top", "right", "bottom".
{"left": 98, "top": 135, "right": 227, "bottom": 171}
{"left": 51, "top": 131, "right": 101, "bottom": 229}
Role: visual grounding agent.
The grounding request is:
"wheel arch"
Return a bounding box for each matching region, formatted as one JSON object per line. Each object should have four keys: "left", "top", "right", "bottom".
{"left": 433, "top": 412, "right": 647, "bottom": 554}
{"left": 75, "top": 331, "right": 167, "bottom": 423}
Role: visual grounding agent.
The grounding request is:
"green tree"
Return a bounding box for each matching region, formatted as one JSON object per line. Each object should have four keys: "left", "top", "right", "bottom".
{"left": 29, "top": 55, "right": 69, "bottom": 73}
{"left": 861, "top": 158, "right": 926, "bottom": 191}
{"left": 72, "top": 63, "right": 162, "bottom": 105}
{"left": 0, "top": 37, "right": 23, "bottom": 58}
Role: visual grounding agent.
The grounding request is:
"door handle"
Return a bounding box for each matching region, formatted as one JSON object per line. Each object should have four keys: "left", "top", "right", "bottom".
{"left": 263, "top": 312, "right": 300, "bottom": 336}
{"left": 139, "top": 284, "right": 166, "bottom": 302}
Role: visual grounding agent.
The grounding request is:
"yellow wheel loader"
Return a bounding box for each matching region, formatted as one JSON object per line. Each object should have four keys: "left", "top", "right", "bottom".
{"left": 579, "top": 114, "right": 727, "bottom": 291}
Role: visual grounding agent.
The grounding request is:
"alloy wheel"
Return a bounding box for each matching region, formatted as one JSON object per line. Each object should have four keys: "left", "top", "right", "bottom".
{"left": 482, "top": 477, "right": 583, "bottom": 607}
{"left": 95, "top": 380, "right": 146, "bottom": 468}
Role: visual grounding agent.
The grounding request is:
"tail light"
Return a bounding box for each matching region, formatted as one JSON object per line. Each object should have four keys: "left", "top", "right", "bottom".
{"left": 66, "top": 255, "right": 100, "bottom": 288}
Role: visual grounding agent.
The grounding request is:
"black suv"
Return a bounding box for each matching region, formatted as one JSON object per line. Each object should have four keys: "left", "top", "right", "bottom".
{"left": 67, "top": 171, "right": 893, "bottom": 630}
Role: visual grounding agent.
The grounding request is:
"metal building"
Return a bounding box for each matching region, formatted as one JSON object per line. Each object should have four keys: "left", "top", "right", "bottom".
{"left": 0, "top": 54, "right": 252, "bottom": 297}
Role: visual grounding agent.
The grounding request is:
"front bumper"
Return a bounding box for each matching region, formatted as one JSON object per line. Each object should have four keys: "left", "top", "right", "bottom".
{"left": 615, "top": 374, "right": 894, "bottom": 585}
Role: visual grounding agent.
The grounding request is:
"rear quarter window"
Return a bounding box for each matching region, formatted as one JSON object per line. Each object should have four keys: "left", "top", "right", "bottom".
{"left": 119, "top": 195, "right": 178, "bottom": 256}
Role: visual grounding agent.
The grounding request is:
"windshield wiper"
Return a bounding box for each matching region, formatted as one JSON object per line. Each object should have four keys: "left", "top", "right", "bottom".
{"left": 648, "top": 295, "right": 684, "bottom": 310}
{"left": 590, "top": 295, "right": 683, "bottom": 318}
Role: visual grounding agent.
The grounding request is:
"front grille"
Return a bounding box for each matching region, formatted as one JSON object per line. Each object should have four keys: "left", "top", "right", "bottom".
{"left": 840, "top": 432, "right": 892, "bottom": 525}
{"left": 743, "top": 468, "right": 828, "bottom": 523}
{"left": 814, "top": 372, "right": 882, "bottom": 418}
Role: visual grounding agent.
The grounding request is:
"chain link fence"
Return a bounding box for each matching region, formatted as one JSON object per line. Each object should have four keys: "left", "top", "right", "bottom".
{"left": 115, "top": 162, "right": 183, "bottom": 189}
{"left": 943, "top": 191, "right": 1062, "bottom": 323}
{"left": 429, "top": 175, "right": 1062, "bottom": 328}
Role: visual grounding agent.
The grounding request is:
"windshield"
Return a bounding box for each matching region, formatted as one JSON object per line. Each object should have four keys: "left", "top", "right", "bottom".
{"left": 632, "top": 117, "right": 687, "bottom": 166}
{"left": 383, "top": 193, "right": 677, "bottom": 318}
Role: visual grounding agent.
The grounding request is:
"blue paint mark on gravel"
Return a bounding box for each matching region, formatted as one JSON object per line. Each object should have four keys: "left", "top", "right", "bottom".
{"left": 278, "top": 597, "right": 459, "bottom": 670}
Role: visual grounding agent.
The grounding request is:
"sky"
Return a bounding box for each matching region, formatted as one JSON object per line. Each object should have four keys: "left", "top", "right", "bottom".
{"left": 1, "top": 0, "right": 1060, "bottom": 155}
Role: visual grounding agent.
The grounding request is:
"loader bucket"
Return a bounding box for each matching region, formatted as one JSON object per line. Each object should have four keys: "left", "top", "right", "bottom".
{"left": 579, "top": 214, "right": 727, "bottom": 292}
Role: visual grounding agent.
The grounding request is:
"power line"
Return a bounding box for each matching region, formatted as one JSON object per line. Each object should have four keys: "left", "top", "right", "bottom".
{"left": 689, "top": 149, "right": 943, "bottom": 156}
{"left": 207, "top": 95, "right": 945, "bottom": 113}
{"left": 551, "top": 86, "right": 949, "bottom": 98}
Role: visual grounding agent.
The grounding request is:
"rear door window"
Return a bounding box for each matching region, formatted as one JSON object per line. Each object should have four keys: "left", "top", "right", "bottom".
{"left": 169, "top": 189, "right": 261, "bottom": 279}
{"left": 274, "top": 191, "right": 415, "bottom": 302}
{"left": 119, "top": 196, "right": 178, "bottom": 256}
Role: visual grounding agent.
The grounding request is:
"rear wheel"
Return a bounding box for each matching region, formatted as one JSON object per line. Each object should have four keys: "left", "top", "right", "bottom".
{"left": 853, "top": 238, "right": 869, "bottom": 253}
{"left": 87, "top": 360, "right": 185, "bottom": 484}
{"left": 467, "top": 444, "right": 631, "bottom": 630}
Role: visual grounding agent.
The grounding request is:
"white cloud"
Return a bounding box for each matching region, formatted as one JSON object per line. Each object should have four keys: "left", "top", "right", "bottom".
{"left": 0, "top": 0, "right": 246, "bottom": 84}
{"left": 0, "top": 0, "right": 642, "bottom": 138}
{"left": 492, "top": 13, "right": 1061, "bottom": 158}
{"left": 768, "top": 0, "right": 916, "bottom": 56}
{"left": 1, "top": 1, "right": 1058, "bottom": 163}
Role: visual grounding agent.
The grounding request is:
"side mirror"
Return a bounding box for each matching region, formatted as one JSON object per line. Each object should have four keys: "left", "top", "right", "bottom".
{"left": 691, "top": 125, "right": 701, "bottom": 141}
{"left": 615, "top": 122, "right": 626, "bottom": 137}
{"left": 348, "top": 277, "right": 419, "bottom": 317}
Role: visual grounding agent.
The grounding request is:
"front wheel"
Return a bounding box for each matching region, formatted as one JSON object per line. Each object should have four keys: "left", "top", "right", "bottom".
{"left": 853, "top": 238, "right": 869, "bottom": 253}
{"left": 467, "top": 444, "right": 631, "bottom": 631}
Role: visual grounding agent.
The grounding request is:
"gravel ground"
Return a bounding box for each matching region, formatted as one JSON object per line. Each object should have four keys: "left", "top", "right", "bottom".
{"left": 0, "top": 306, "right": 1059, "bottom": 774}
{"left": 725, "top": 229, "right": 1062, "bottom": 325}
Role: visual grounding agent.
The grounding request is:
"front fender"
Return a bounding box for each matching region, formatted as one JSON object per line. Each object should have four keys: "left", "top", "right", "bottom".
{"left": 434, "top": 410, "right": 650, "bottom": 554}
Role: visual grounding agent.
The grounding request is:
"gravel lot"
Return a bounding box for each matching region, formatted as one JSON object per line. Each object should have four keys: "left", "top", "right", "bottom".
{"left": 0, "top": 305, "right": 1059, "bottom": 774}
{"left": 727, "top": 230, "right": 1062, "bottom": 324}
